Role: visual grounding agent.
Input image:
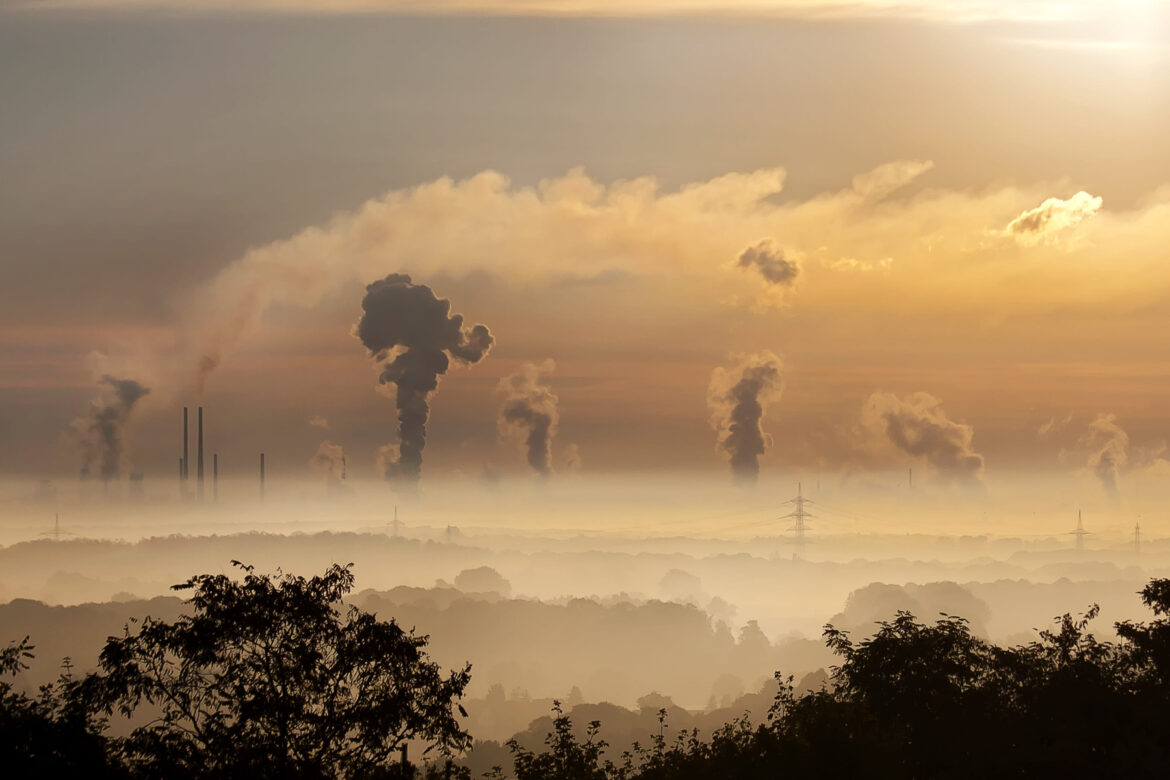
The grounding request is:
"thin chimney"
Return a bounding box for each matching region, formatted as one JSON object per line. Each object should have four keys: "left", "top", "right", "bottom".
{"left": 213, "top": 453, "right": 219, "bottom": 502}
{"left": 197, "top": 407, "right": 205, "bottom": 501}
{"left": 182, "top": 407, "right": 189, "bottom": 482}
{"left": 260, "top": 453, "right": 266, "bottom": 502}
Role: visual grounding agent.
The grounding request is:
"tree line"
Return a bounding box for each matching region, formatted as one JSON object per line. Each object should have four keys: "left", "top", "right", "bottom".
{"left": 4, "top": 563, "right": 1170, "bottom": 778}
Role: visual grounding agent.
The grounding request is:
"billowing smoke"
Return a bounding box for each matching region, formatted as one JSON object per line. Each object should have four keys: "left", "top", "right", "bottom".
{"left": 308, "top": 415, "right": 329, "bottom": 429}
{"left": 356, "top": 273, "right": 494, "bottom": 485}
{"left": 73, "top": 375, "right": 150, "bottom": 481}
{"left": 309, "top": 440, "right": 346, "bottom": 482}
{"left": 1005, "top": 191, "right": 1102, "bottom": 245}
{"left": 862, "top": 392, "right": 984, "bottom": 485}
{"left": 562, "top": 443, "right": 583, "bottom": 473}
{"left": 737, "top": 239, "right": 799, "bottom": 287}
{"left": 708, "top": 352, "right": 784, "bottom": 482}
{"left": 1083, "top": 413, "right": 1128, "bottom": 504}
{"left": 498, "top": 360, "right": 559, "bottom": 476}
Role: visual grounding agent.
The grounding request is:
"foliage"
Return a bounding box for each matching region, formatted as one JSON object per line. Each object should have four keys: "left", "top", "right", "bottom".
{"left": 507, "top": 701, "right": 611, "bottom": 780}
{"left": 88, "top": 561, "right": 471, "bottom": 778}
{"left": 503, "top": 583, "right": 1170, "bottom": 779}
{"left": 10, "top": 570, "right": 1170, "bottom": 778}
{"left": 1, "top": 637, "right": 120, "bottom": 777}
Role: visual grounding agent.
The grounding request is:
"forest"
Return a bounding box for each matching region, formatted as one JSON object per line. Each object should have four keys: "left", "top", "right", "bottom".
{"left": 4, "top": 562, "right": 1170, "bottom": 779}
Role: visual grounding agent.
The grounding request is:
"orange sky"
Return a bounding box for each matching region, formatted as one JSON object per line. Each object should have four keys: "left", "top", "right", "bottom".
{"left": 1, "top": 4, "right": 1168, "bottom": 498}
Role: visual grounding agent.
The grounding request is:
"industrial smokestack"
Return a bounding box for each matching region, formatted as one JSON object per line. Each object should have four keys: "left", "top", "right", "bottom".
{"left": 197, "top": 407, "right": 205, "bottom": 501}
{"left": 260, "top": 452, "right": 266, "bottom": 502}
{"left": 182, "top": 407, "right": 189, "bottom": 482}
{"left": 213, "top": 453, "right": 219, "bottom": 502}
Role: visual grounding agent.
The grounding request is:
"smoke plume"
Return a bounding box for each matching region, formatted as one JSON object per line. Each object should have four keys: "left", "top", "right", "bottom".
{"left": 737, "top": 239, "right": 800, "bottom": 287}
{"left": 562, "top": 443, "right": 583, "bottom": 473}
{"left": 861, "top": 392, "right": 984, "bottom": 485}
{"left": 356, "top": 273, "right": 494, "bottom": 485}
{"left": 708, "top": 352, "right": 784, "bottom": 482}
{"left": 73, "top": 375, "right": 150, "bottom": 481}
{"left": 498, "top": 360, "right": 559, "bottom": 476}
{"left": 309, "top": 440, "right": 346, "bottom": 482}
{"left": 1082, "top": 413, "right": 1128, "bottom": 504}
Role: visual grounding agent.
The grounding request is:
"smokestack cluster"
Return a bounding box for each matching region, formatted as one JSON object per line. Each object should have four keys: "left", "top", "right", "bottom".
{"left": 356, "top": 273, "right": 494, "bottom": 486}
{"left": 498, "top": 360, "right": 559, "bottom": 477}
{"left": 707, "top": 352, "right": 783, "bottom": 483}
{"left": 179, "top": 406, "right": 209, "bottom": 501}
{"left": 75, "top": 375, "right": 150, "bottom": 483}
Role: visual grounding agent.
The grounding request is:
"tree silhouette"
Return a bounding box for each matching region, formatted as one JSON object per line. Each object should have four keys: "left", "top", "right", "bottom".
{"left": 89, "top": 562, "right": 471, "bottom": 778}
{"left": 1, "top": 637, "right": 119, "bottom": 777}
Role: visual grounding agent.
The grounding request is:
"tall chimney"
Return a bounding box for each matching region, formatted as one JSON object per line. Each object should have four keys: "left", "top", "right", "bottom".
{"left": 182, "top": 407, "right": 189, "bottom": 482}
{"left": 197, "top": 406, "right": 205, "bottom": 501}
{"left": 260, "top": 453, "right": 266, "bottom": 502}
{"left": 213, "top": 453, "right": 219, "bottom": 502}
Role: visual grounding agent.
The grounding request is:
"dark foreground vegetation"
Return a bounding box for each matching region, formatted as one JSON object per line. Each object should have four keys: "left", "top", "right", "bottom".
{"left": 4, "top": 564, "right": 1170, "bottom": 779}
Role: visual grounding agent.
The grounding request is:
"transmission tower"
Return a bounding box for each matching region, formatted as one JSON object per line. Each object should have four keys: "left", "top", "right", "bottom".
{"left": 39, "top": 512, "right": 72, "bottom": 543}
{"left": 1067, "top": 509, "right": 1091, "bottom": 552}
{"left": 781, "top": 482, "right": 814, "bottom": 558}
{"left": 1134, "top": 519, "right": 1142, "bottom": 556}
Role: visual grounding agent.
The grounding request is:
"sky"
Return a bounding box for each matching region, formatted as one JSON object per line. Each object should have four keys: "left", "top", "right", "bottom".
{"left": 2, "top": 0, "right": 1169, "bottom": 501}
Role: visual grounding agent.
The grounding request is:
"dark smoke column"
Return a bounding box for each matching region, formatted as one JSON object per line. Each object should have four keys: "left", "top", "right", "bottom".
{"left": 708, "top": 352, "right": 783, "bottom": 483}
{"left": 356, "top": 274, "right": 494, "bottom": 486}
{"left": 75, "top": 375, "right": 151, "bottom": 482}
{"left": 498, "top": 361, "right": 559, "bottom": 477}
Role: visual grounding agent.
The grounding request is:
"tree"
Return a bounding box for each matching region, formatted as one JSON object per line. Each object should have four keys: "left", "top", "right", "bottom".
{"left": 1, "top": 637, "right": 120, "bottom": 778}
{"left": 507, "top": 701, "right": 610, "bottom": 780}
{"left": 90, "top": 562, "right": 472, "bottom": 778}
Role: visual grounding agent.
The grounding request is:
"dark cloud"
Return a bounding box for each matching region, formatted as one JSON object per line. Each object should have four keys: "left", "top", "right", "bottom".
{"left": 72, "top": 374, "right": 150, "bottom": 481}
{"left": 736, "top": 239, "right": 799, "bottom": 287}
{"left": 862, "top": 391, "right": 984, "bottom": 485}
{"left": 498, "top": 360, "right": 559, "bottom": 477}
{"left": 356, "top": 273, "right": 494, "bottom": 486}
{"left": 708, "top": 352, "right": 783, "bottom": 483}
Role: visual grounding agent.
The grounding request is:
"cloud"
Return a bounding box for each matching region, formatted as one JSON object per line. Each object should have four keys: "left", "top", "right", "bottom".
{"left": 849, "top": 159, "right": 934, "bottom": 202}
{"left": 308, "top": 415, "right": 329, "bottom": 429}
{"left": 3, "top": 0, "right": 1100, "bottom": 23}
{"left": 1038, "top": 413, "right": 1072, "bottom": 437}
{"left": 1005, "top": 191, "right": 1103, "bottom": 245}
{"left": 1081, "top": 413, "right": 1128, "bottom": 503}
{"left": 162, "top": 160, "right": 1163, "bottom": 404}
{"left": 737, "top": 239, "right": 800, "bottom": 288}
{"left": 861, "top": 391, "right": 984, "bottom": 485}
{"left": 708, "top": 352, "right": 784, "bottom": 483}
{"left": 498, "top": 360, "right": 560, "bottom": 476}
